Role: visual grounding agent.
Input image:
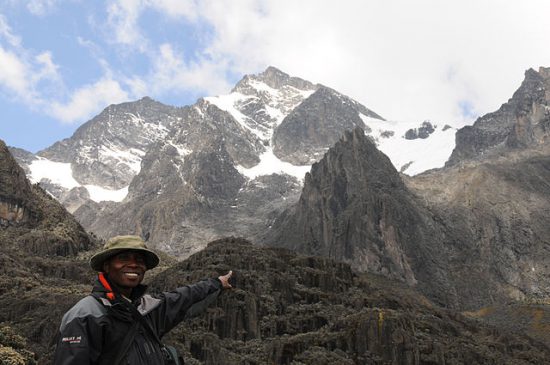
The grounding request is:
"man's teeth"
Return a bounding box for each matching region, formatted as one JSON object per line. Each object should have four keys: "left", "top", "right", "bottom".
{"left": 125, "top": 273, "right": 139, "bottom": 277}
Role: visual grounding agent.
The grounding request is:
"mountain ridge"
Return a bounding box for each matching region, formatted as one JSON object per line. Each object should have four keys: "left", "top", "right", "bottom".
{"left": 12, "top": 67, "right": 453, "bottom": 258}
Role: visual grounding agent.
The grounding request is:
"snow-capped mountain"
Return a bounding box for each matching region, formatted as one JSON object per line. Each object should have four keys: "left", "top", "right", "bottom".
{"left": 266, "top": 66, "right": 550, "bottom": 312}
{"left": 20, "top": 66, "right": 456, "bottom": 210}
{"left": 13, "top": 66, "right": 459, "bottom": 256}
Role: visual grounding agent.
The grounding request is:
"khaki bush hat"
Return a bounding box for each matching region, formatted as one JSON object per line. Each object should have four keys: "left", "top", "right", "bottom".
{"left": 90, "top": 235, "right": 160, "bottom": 271}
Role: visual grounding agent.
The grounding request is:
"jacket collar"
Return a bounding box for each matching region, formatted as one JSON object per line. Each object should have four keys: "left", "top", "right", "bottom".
{"left": 91, "top": 273, "right": 148, "bottom": 303}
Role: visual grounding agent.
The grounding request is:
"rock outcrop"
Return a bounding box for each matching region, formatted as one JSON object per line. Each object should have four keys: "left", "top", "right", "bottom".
{"left": 265, "top": 125, "right": 550, "bottom": 311}
{"left": 0, "top": 139, "right": 98, "bottom": 361}
{"left": 407, "top": 150, "right": 550, "bottom": 309}
{"left": 0, "top": 142, "right": 36, "bottom": 225}
{"left": 447, "top": 67, "right": 550, "bottom": 167}
{"left": 404, "top": 121, "right": 435, "bottom": 140}
{"left": 149, "top": 238, "right": 550, "bottom": 364}
{"left": 273, "top": 86, "right": 382, "bottom": 164}
{"left": 265, "top": 128, "right": 457, "bottom": 307}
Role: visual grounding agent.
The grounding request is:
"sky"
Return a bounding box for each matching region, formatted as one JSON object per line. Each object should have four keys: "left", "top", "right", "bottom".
{"left": 1, "top": 0, "right": 550, "bottom": 153}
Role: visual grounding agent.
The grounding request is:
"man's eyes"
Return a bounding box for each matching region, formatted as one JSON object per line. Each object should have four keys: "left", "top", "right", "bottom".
{"left": 117, "top": 254, "right": 145, "bottom": 263}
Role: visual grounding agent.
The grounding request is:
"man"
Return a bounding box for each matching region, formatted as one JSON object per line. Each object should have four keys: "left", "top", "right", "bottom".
{"left": 53, "top": 235, "right": 232, "bottom": 364}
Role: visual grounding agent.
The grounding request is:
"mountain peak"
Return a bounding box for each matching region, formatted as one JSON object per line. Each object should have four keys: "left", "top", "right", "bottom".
{"left": 447, "top": 66, "right": 550, "bottom": 166}
{"left": 232, "top": 66, "right": 317, "bottom": 94}
{"left": 257, "top": 66, "right": 291, "bottom": 86}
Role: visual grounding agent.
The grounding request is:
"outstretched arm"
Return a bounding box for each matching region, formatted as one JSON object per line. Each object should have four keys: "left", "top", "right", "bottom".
{"left": 148, "top": 271, "right": 233, "bottom": 336}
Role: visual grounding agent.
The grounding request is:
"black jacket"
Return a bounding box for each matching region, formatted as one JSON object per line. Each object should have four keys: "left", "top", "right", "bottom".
{"left": 53, "top": 275, "right": 221, "bottom": 364}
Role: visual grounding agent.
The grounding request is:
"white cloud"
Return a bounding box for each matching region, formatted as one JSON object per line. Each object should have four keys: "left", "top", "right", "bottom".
{"left": 34, "top": 51, "right": 60, "bottom": 81}
{"left": 26, "top": 0, "right": 57, "bottom": 16}
{"left": 0, "top": 15, "right": 62, "bottom": 104}
{"left": 0, "top": 46, "right": 32, "bottom": 98}
{"left": 146, "top": 0, "right": 199, "bottom": 21}
{"left": 0, "top": 14, "right": 21, "bottom": 47}
{"left": 142, "top": 0, "right": 550, "bottom": 125}
{"left": 146, "top": 43, "right": 231, "bottom": 97}
{"left": 106, "top": 0, "right": 148, "bottom": 52}
{"left": 0, "top": 14, "right": 127, "bottom": 125}
{"left": 5, "top": 0, "right": 550, "bottom": 134}
{"left": 49, "top": 78, "right": 129, "bottom": 123}
{"left": 125, "top": 75, "right": 147, "bottom": 98}
{"left": 0, "top": 30, "right": 64, "bottom": 110}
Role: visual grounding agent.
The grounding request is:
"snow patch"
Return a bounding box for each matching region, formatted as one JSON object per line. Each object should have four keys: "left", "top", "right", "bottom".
{"left": 248, "top": 79, "right": 279, "bottom": 95}
{"left": 263, "top": 104, "right": 285, "bottom": 125}
{"left": 360, "top": 114, "right": 457, "bottom": 176}
{"left": 100, "top": 145, "right": 144, "bottom": 173}
{"left": 127, "top": 113, "right": 143, "bottom": 125}
{"left": 206, "top": 81, "right": 316, "bottom": 142}
{"left": 85, "top": 185, "right": 128, "bottom": 202}
{"left": 204, "top": 93, "right": 265, "bottom": 139}
{"left": 236, "top": 148, "right": 311, "bottom": 182}
{"left": 29, "top": 158, "right": 80, "bottom": 189}
{"left": 28, "top": 157, "right": 129, "bottom": 202}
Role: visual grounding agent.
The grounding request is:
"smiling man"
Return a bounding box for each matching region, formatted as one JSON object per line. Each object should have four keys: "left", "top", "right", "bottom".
{"left": 53, "top": 235, "right": 232, "bottom": 365}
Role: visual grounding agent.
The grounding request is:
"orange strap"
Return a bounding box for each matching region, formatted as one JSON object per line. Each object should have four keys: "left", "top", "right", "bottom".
{"left": 98, "top": 272, "right": 115, "bottom": 300}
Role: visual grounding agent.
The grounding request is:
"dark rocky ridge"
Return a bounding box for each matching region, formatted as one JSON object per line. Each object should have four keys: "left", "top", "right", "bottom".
{"left": 262, "top": 67, "right": 550, "bottom": 312}
{"left": 0, "top": 140, "right": 94, "bottom": 255}
{"left": 0, "top": 139, "right": 99, "bottom": 363}
{"left": 7, "top": 146, "right": 36, "bottom": 175}
{"left": 264, "top": 128, "right": 456, "bottom": 307}
{"left": 265, "top": 125, "right": 550, "bottom": 311}
{"left": 1, "top": 142, "right": 37, "bottom": 225}
{"left": 148, "top": 238, "right": 550, "bottom": 364}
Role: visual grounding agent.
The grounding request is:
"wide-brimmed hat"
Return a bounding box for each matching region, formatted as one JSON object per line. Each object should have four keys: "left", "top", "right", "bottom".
{"left": 90, "top": 235, "right": 160, "bottom": 272}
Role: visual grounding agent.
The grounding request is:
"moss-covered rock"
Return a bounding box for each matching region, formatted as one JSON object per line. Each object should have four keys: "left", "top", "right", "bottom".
{"left": 0, "top": 326, "right": 36, "bottom": 365}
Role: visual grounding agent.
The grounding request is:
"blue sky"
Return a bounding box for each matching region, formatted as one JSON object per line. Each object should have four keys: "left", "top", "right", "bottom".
{"left": 1, "top": 0, "right": 550, "bottom": 153}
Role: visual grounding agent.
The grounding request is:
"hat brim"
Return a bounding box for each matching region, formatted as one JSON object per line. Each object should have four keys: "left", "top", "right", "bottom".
{"left": 90, "top": 248, "right": 160, "bottom": 271}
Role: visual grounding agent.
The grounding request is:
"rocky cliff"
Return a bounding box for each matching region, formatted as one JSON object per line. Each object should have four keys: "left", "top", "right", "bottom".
{"left": 447, "top": 67, "right": 550, "bottom": 166}
{"left": 264, "top": 128, "right": 459, "bottom": 307}
{"left": 0, "top": 142, "right": 36, "bottom": 226}
{"left": 264, "top": 67, "right": 550, "bottom": 314}
{"left": 409, "top": 67, "right": 550, "bottom": 309}
{"left": 272, "top": 86, "right": 382, "bottom": 164}
{"left": 0, "top": 140, "right": 95, "bottom": 255}
{"left": 407, "top": 148, "right": 550, "bottom": 309}
{"left": 0, "top": 139, "right": 98, "bottom": 363}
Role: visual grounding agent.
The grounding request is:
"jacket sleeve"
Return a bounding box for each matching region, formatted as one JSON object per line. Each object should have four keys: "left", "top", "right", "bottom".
{"left": 53, "top": 302, "right": 104, "bottom": 365}
{"left": 151, "top": 278, "right": 222, "bottom": 336}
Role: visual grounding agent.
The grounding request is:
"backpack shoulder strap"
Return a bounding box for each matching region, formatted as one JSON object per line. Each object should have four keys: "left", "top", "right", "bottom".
{"left": 125, "top": 300, "right": 163, "bottom": 345}
{"left": 112, "top": 320, "right": 139, "bottom": 365}
{"left": 88, "top": 292, "right": 139, "bottom": 365}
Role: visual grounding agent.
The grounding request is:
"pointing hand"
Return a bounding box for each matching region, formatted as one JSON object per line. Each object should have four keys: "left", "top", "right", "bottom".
{"left": 218, "top": 270, "right": 233, "bottom": 289}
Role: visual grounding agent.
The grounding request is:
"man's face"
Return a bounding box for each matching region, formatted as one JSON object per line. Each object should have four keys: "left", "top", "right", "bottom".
{"left": 103, "top": 251, "right": 147, "bottom": 290}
